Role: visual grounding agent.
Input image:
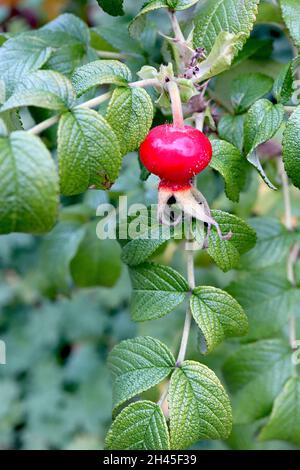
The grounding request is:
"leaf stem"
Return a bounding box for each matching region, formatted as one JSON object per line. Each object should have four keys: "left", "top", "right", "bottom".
{"left": 129, "top": 78, "right": 160, "bottom": 88}
{"left": 28, "top": 91, "right": 112, "bottom": 135}
{"left": 96, "top": 50, "right": 127, "bottom": 60}
{"left": 168, "top": 10, "right": 185, "bottom": 43}
{"left": 166, "top": 80, "right": 185, "bottom": 128}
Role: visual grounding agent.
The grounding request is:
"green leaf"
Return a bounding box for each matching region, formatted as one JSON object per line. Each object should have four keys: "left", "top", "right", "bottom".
{"left": 129, "top": 1, "right": 169, "bottom": 38}
{"left": 40, "top": 13, "right": 90, "bottom": 46}
{"left": 72, "top": 60, "right": 132, "bottom": 97}
{"left": 105, "top": 401, "right": 170, "bottom": 450}
{"left": 0, "top": 70, "right": 75, "bottom": 113}
{"left": 120, "top": 211, "right": 170, "bottom": 267}
{"left": 108, "top": 336, "right": 175, "bottom": 409}
{"left": 39, "top": 221, "right": 86, "bottom": 295}
{"left": 106, "top": 87, "right": 153, "bottom": 155}
{"left": 70, "top": 221, "right": 122, "bottom": 288}
{"left": 256, "top": 2, "right": 284, "bottom": 26}
{"left": 273, "top": 62, "right": 294, "bottom": 104}
{"left": 240, "top": 217, "right": 296, "bottom": 270}
{"left": 167, "top": 0, "right": 200, "bottom": 9}
{"left": 195, "top": 31, "right": 248, "bottom": 82}
{"left": 58, "top": 108, "right": 121, "bottom": 195}
{"left": 0, "top": 33, "right": 53, "bottom": 94}
{"left": 129, "top": 263, "right": 189, "bottom": 321}
{"left": 218, "top": 114, "right": 245, "bottom": 152}
{"left": 210, "top": 139, "right": 248, "bottom": 202}
{"left": 223, "top": 339, "right": 293, "bottom": 424}
{"left": 190, "top": 287, "right": 248, "bottom": 354}
{"left": 244, "top": 99, "right": 285, "bottom": 157}
{"left": 247, "top": 151, "right": 277, "bottom": 190}
{"left": 193, "top": 0, "right": 259, "bottom": 54}
{"left": 280, "top": 0, "right": 300, "bottom": 47}
{"left": 97, "top": 0, "right": 125, "bottom": 16}
{"left": 227, "top": 269, "right": 300, "bottom": 340}
{"left": 283, "top": 106, "right": 300, "bottom": 189}
{"left": 0, "top": 131, "right": 58, "bottom": 234}
{"left": 259, "top": 377, "right": 300, "bottom": 446}
{"left": 207, "top": 210, "right": 257, "bottom": 272}
{"left": 230, "top": 73, "right": 273, "bottom": 114}
{"left": 169, "top": 361, "right": 232, "bottom": 449}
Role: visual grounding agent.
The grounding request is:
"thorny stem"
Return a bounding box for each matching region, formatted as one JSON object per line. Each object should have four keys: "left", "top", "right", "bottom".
{"left": 166, "top": 80, "right": 185, "bottom": 128}
{"left": 29, "top": 91, "right": 112, "bottom": 135}
{"left": 278, "top": 159, "right": 299, "bottom": 351}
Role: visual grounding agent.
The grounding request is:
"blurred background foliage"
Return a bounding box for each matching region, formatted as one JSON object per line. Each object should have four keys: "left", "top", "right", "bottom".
{"left": 0, "top": 0, "right": 300, "bottom": 450}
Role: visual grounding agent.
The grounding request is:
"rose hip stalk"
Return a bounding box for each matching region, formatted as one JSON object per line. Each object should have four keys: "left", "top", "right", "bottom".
{"left": 140, "top": 124, "right": 231, "bottom": 241}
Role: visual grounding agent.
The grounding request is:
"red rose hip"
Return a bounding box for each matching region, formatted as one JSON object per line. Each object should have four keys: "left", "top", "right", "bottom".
{"left": 140, "top": 124, "right": 212, "bottom": 188}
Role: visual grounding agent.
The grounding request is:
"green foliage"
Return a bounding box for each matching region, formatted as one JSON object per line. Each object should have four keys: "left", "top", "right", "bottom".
{"left": 106, "top": 87, "right": 154, "bottom": 155}
{"left": 273, "top": 62, "right": 294, "bottom": 104}
{"left": 58, "top": 108, "right": 121, "bottom": 195}
{"left": 169, "top": 361, "right": 232, "bottom": 449}
{"left": 280, "top": 0, "right": 300, "bottom": 46}
{"left": 0, "top": 131, "right": 58, "bottom": 234}
{"left": 283, "top": 106, "right": 300, "bottom": 189}
{"left": 190, "top": 287, "right": 248, "bottom": 353}
{"left": 230, "top": 73, "right": 273, "bottom": 114}
{"left": 193, "top": 0, "right": 259, "bottom": 54}
{"left": 97, "top": 0, "right": 125, "bottom": 17}
{"left": 108, "top": 336, "right": 175, "bottom": 409}
{"left": 218, "top": 114, "right": 245, "bottom": 152}
{"left": 105, "top": 401, "right": 170, "bottom": 450}
{"left": 130, "top": 263, "right": 189, "bottom": 321}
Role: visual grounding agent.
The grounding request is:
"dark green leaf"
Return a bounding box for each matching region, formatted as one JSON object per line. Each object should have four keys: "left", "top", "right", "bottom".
{"left": 230, "top": 73, "right": 273, "bottom": 114}
{"left": 218, "top": 114, "right": 245, "bottom": 152}
{"left": 283, "top": 106, "right": 300, "bottom": 189}
{"left": 97, "top": 0, "right": 125, "bottom": 16}
{"left": 273, "top": 62, "right": 294, "bottom": 104}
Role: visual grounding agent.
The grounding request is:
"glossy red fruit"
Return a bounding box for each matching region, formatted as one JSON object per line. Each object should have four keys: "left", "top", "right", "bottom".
{"left": 140, "top": 124, "right": 212, "bottom": 188}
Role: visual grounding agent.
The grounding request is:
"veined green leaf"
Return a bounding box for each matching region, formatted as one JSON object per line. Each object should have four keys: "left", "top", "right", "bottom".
{"left": 0, "top": 70, "right": 75, "bottom": 113}
{"left": 193, "top": 0, "right": 259, "bottom": 54}
{"left": 129, "top": 1, "right": 169, "bottom": 38}
{"left": 259, "top": 377, "right": 300, "bottom": 446}
{"left": 190, "top": 287, "right": 248, "bottom": 354}
{"left": 166, "top": 0, "right": 200, "bottom": 9}
{"left": 273, "top": 62, "right": 294, "bottom": 104}
{"left": 169, "top": 361, "right": 232, "bottom": 449}
{"left": 210, "top": 139, "right": 248, "bottom": 202}
{"left": 105, "top": 401, "right": 170, "bottom": 450}
{"left": 58, "top": 108, "right": 121, "bottom": 195}
{"left": 108, "top": 336, "right": 175, "bottom": 409}
{"left": 40, "top": 13, "right": 90, "bottom": 45}
{"left": 223, "top": 339, "right": 293, "bottom": 424}
{"left": 207, "top": 210, "right": 257, "bottom": 272}
{"left": 283, "top": 106, "right": 300, "bottom": 189}
{"left": 129, "top": 263, "right": 189, "bottom": 321}
{"left": 230, "top": 73, "right": 273, "bottom": 114}
{"left": 106, "top": 87, "right": 153, "bottom": 155}
{"left": 72, "top": 60, "right": 132, "bottom": 97}
{"left": 0, "top": 131, "right": 58, "bottom": 234}
{"left": 244, "top": 99, "right": 285, "bottom": 157}
{"left": 218, "top": 114, "right": 245, "bottom": 152}
{"left": 280, "top": 0, "right": 300, "bottom": 46}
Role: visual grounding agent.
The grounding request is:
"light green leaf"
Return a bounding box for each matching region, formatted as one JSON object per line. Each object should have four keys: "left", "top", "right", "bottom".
{"left": 218, "top": 114, "right": 245, "bottom": 152}
{"left": 244, "top": 99, "right": 285, "bottom": 156}
{"left": 256, "top": 2, "right": 284, "bottom": 26}
{"left": 273, "top": 62, "right": 294, "bottom": 104}
{"left": 240, "top": 217, "right": 296, "bottom": 270}
{"left": 210, "top": 139, "right": 248, "bottom": 202}
{"left": 227, "top": 269, "right": 300, "bottom": 340}
{"left": 190, "top": 287, "right": 248, "bottom": 354}
{"left": 167, "top": 0, "right": 200, "bottom": 9}
{"left": 72, "top": 60, "right": 132, "bottom": 97}
{"left": 58, "top": 108, "right": 121, "bottom": 195}
{"left": 105, "top": 401, "right": 170, "bottom": 450}
{"left": 108, "top": 336, "right": 175, "bottom": 409}
{"left": 259, "top": 377, "right": 300, "bottom": 446}
{"left": 283, "top": 106, "right": 300, "bottom": 189}
{"left": 0, "top": 70, "right": 75, "bottom": 113}
{"left": 193, "top": 0, "right": 259, "bottom": 54}
{"left": 129, "top": 1, "right": 169, "bottom": 38}
{"left": 280, "top": 0, "right": 300, "bottom": 46}
{"left": 169, "top": 361, "right": 232, "bottom": 449}
{"left": 40, "top": 13, "right": 90, "bottom": 45}
{"left": 0, "top": 131, "right": 58, "bottom": 234}
{"left": 195, "top": 32, "right": 247, "bottom": 82}
{"left": 70, "top": 221, "right": 122, "bottom": 288}
{"left": 39, "top": 221, "right": 86, "bottom": 295}
{"left": 223, "top": 339, "right": 293, "bottom": 424}
{"left": 230, "top": 73, "right": 273, "bottom": 114}
{"left": 129, "top": 263, "right": 189, "bottom": 321}
{"left": 97, "top": 0, "right": 125, "bottom": 16}
{"left": 207, "top": 210, "right": 257, "bottom": 272}
{"left": 106, "top": 87, "right": 153, "bottom": 155}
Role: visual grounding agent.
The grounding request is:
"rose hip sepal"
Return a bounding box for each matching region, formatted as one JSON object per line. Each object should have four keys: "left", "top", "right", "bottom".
{"left": 140, "top": 124, "right": 232, "bottom": 241}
